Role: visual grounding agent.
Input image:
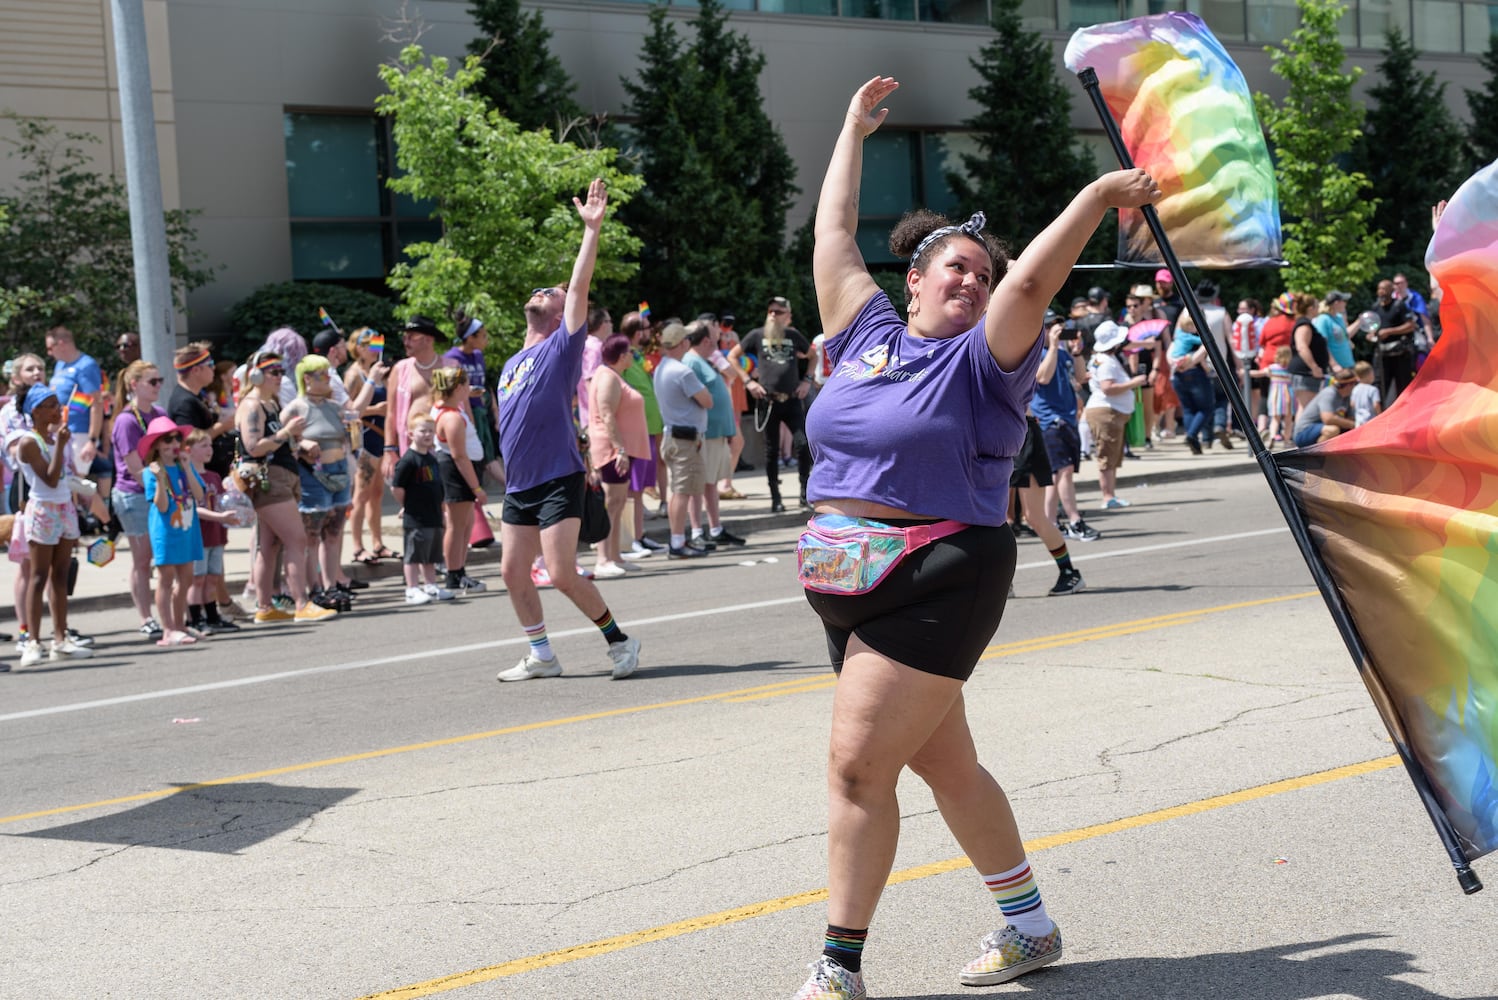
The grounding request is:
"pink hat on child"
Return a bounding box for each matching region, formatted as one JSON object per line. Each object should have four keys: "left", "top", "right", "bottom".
{"left": 136, "top": 415, "right": 195, "bottom": 462}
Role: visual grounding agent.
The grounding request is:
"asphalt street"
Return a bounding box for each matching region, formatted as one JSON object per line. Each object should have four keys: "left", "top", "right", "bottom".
{"left": 3, "top": 474, "right": 1496, "bottom": 1000}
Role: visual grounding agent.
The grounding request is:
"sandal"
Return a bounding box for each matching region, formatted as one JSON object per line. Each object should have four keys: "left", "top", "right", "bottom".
{"left": 353, "top": 547, "right": 379, "bottom": 566}
{"left": 157, "top": 632, "right": 198, "bottom": 647}
{"left": 718, "top": 487, "right": 746, "bottom": 500}
{"left": 372, "top": 545, "right": 400, "bottom": 560}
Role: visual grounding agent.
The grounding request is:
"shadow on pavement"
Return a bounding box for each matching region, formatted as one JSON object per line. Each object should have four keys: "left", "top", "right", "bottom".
{"left": 879, "top": 933, "right": 1490, "bottom": 1000}
{"left": 14, "top": 781, "right": 359, "bottom": 854}
{"left": 637, "top": 660, "right": 812, "bottom": 680}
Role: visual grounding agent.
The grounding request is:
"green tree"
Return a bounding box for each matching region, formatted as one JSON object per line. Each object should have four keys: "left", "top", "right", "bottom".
{"left": 617, "top": 0, "right": 799, "bottom": 320}
{"left": 375, "top": 45, "right": 642, "bottom": 360}
{"left": 0, "top": 116, "right": 215, "bottom": 358}
{"left": 1254, "top": 0, "right": 1387, "bottom": 293}
{"left": 951, "top": 0, "right": 1098, "bottom": 256}
{"left": 1356, "top": 27, "right": 1464, "bottom": 280}
{"left": 466, "top": 0, "right": 587, "bottom": 136}
{"left": 1464, "top": 33, "right": 1498, "bottom": 170}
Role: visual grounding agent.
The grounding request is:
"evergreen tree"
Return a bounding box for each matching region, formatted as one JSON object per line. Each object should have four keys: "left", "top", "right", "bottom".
{"left": 466, "top": 0, "right": 586, "bottom": 136}
{"left": 1465, "top": 33, "right": 1498, "bottom": 170}
{"left": 617, "top": 0, "right": 799, "bottom": 319}
{"left": 950, "top": 0, "right": 1097, "bottom": 255}
{"left": 1356, "top": 27, "right": 1464, "bottom": 274}
{"left": 1254, "top": 0, "right": 1387, "bottom": 294}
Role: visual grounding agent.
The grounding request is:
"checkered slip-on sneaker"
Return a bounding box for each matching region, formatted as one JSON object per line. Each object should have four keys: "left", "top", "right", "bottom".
{"left": 959, "top": 923, "right": 1063, "bottom": 987}
{"left": 791, "top": 956, "right": 866, "bottom": 999}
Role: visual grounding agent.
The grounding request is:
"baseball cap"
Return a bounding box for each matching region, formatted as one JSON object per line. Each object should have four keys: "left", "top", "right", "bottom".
{"left": 1324, "top": 290, "right": 1351, "bottom": 303}
{"left": 696, "top": 312, "right": 717, "bottom": 324}
{"left": 1154, "top": 268, "right": 1173, "bottom": 284}
{"left": 1070, "top": 296, "right": 1089, "bottom": 310}
{"left": 658, "top": 322, "right": 688, "bottom": 348}
{"left": 311, "top": 329, "right": 343, "bottom": 355}
{"left": 721, "top": 312, "right": 736, "bottom": 326}
{"left": 1332, "top": 368, "right": 1357, "bottom": 384}
{"left": 1087, "top": 286, "right": 1109, "bottom": 304}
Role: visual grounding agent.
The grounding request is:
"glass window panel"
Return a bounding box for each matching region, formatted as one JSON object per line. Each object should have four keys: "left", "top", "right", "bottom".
{"left": 1334, "top": 2, "right": 1357, "bottom": 47}
{"left": 757, "top": 0, "right": 838, "bottom": 12}
{"left": 284, "top": 114, "right": 381, "bottom": 219}
{"left": 859, "top": 132, "right": 918, "bottom": 216}
{"left": 1359, "top": 0, "right": 1412, "bottom": 47}
{"left": 1463, "top": 3, "right": 1498, "bottom": 52}
{"left": 921, "top": 132, "right": 981, "bottom": 216}
{"left": 1018, "top": 0, "right": 1055, "bottom": 29}
{"left": 1059, "top": 0, "right": 1121, "bottom": 30}
{"left": 673, "top": 0, "right": 755, "bottom": 8}
{"left": 843, "top": 0, "right": 917, "bottom": 19}
{"left": 1246, "top": 0, "right": 1300, "bottom": 42}
{"left": 855, "top": 220, "right": 900, "bottom": 264}
{"left": 920, "top": 0, "right": 989, "bottom": 23}
{"left": 1414, "top": 0, "right": 1464, "bottom": 50}
{"left": 396, "top": 220, "right": 444, "bottom": 261}
{"left": 290, "top": 222, "right": 386, "bottom": 280}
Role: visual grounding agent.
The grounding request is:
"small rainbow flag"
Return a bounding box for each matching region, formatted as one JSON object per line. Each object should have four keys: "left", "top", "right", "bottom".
{"left": 318, "top": 306, "right": 334, "bottom": 327}
{"left": 68, "top": 390, "right": 94, "bottom": 413}
{"left": 369, "top": 332, "right": 385, "bottom": 354}
{"left": 638, "top": 301, "right": 651, "bottom": 319}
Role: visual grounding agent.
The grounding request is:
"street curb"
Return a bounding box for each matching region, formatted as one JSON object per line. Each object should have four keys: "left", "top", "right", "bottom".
{"left": 59, "top": 458, "right": 1263, "bottom": 618}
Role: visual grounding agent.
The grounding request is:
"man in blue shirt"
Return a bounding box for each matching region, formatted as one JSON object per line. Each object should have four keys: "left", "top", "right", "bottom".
{"left": 45, "top": 325, "right": 105, "bottom": 478}
{"left": 1392, "top": 272, "right": 1435, "bottom": 349}
{"left": 1033, "top": 314, "right": 1100, "bottom": 541}
{"left": 684, "top": 320, "right": 747, "bottom": 550}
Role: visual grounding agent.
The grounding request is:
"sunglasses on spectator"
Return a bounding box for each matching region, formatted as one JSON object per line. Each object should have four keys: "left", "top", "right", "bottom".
{"left": 530, "top": 287, "right": 561, "bottom": 299}
{"left": 144, "top": 377, "right": 164, "bottom": 386}
{"left": 263, "top": 366, "right": 285, "bottom": 377}
{"left": 160, "top": 434, "right": 181, "bottom": 444}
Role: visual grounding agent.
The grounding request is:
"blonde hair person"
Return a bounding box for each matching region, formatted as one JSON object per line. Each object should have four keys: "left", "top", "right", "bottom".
{"left": 429, "top": 366, "right": 487, "bottom": 592}
{"left": 284, "top": 353, "right": 357, "bottom": 611}
{"left": 234, "top": 350, "right": 332, "bottom": 623}
{"left": 343, "top": 327, "right": 395, "bottom": 564}
{"left": 109, "top": 359, "right": 170, "bottom": 637}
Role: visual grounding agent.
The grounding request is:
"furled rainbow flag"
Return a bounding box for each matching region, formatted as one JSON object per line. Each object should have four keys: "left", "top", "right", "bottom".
{"left": 1277, "top": 160, "right": 1498, "bottom": 861}
{"left": 1064, "top": 12, "right": 1282, "bottom": 267}
{"left": 68, "top": 389, "right": 94, "bottom": 413}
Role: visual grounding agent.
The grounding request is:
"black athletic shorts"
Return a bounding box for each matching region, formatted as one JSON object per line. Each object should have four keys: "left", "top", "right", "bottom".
{"left": 805, "top": 521, "right": 1016, "bottom": 681}
{"left": 436, "top": 452, "right": 479, "bottom": 503}
{"left": 501, "top": 470, "right": 585, "bottom": 529}
{"left": 1008, "top": 415, "right": 1053, "bottom": 488}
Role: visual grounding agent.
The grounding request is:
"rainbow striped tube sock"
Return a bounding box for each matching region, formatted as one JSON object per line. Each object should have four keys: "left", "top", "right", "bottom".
{"left": 522, "top": 621, "right": 555, "bottom": 661}
{"left": 822, "top": 924, "right": 867, "bottom": 973}
{"left": 592, "top": 609, "right": 627, "bottom": 645}
{"left": 981, "top": 860, "right": 1053, "bottom": 937}
{"left": 1047, "top": 543, "right": 1074, "bottom": 573}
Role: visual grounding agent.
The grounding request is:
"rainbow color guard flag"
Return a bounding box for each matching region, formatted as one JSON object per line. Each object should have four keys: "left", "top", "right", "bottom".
{"left": 1277, "top": 160, "right": 1498, "bottom": 863}
{"left": 68, "top": 389, "right": 94, "bottom": 414}
{"left": 1063, "top": 12, "right": 1282, "bottom": 267}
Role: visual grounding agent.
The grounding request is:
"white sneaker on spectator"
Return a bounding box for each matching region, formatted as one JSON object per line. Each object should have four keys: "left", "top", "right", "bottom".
{"left": 18, "top": 640, "right": 45, "bottom": 669}
{"left": 423, "top": 583, "right": 456, "bottom": 601}
{"left": 404, "top": 587, "right": 433, "bottom": 605}
{"left": 594, "top": 562, "right": 628, "bottom": 579}
{"left": 50, "top": 637, "right": 94, "bottom": 660}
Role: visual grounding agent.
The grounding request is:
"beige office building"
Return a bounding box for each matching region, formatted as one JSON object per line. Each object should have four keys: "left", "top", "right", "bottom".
{"left": 1, "top": 0, "right": 1492, "bottom": 334}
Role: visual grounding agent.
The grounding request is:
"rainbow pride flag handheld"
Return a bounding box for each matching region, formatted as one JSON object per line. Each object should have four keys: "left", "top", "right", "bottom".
{"left": 369, "top": 332, "right": 385, "bottom": 355}
{"left": 1064, "top": 12, "right": 1282, "bottom": 268}
{"left": 68, "top": 390, "right": 94, "bottom": 414}
{"left": 1277, "top": 160, "right": 1498, "bottom": 865}
{"left": 318, "top": 306, "right": 334, "bottom": 327}
{"left": 638, "top": 301, "right": 651, "bottom": 319}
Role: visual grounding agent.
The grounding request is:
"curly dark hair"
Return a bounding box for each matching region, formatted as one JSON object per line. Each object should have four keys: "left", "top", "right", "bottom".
{"left": 888, "top": 210, "right": 1010, "bottom": 306}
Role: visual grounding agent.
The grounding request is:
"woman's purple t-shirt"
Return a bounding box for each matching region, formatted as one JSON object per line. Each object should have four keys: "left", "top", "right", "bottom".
{"left": 805, "top": 293, "right": 1043, "bottom": 527}
{"left": 111, "top": 404, "right": 166, "bottom": 494}
{"left": 496, "top": 320, "right": 588, "bottom": 493}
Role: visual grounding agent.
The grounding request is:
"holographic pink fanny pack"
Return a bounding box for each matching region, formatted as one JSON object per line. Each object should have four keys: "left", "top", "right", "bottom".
{"left": 797, "top": 514, "right": 968, "bottom": 595}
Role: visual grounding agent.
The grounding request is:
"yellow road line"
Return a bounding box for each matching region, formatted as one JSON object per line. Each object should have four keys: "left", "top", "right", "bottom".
{"left": 1, "top": 591, "right": 1317, "bottom": 827}
{"left": 356, "top": 754, "right": 1401, "bottom": 999}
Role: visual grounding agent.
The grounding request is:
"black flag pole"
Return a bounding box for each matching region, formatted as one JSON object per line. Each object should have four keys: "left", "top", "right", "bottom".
{"left": 1077, "top": 66, "right": 1481, "bottom": 894}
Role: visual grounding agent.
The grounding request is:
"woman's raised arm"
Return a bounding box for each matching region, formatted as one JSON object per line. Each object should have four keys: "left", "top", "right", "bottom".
{"left": 813, "top": 76, "right": 896, "bottom": 340}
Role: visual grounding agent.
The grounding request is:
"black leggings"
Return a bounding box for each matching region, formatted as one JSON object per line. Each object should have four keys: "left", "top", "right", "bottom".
{"left": 805, "top": 523, "right": 1016, "bottom": 681}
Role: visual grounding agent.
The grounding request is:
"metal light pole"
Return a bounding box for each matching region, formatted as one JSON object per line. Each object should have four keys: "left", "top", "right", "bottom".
{"left": 110, "top": 0, "right": 175, "bottom": 366}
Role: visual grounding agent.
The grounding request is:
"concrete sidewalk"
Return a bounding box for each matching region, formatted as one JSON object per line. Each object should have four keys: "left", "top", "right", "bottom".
{"left": 6, "top": 432, "right": 1264, "bottom": 617}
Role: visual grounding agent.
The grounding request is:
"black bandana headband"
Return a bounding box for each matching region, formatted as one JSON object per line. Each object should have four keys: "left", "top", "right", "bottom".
{"left": 910, "top": 211, "right": 987, "bottom": 266}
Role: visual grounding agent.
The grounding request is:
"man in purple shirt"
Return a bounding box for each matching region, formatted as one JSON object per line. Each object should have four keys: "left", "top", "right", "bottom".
{"left": 494, "top": 179, "right": 641, "bottom": 683}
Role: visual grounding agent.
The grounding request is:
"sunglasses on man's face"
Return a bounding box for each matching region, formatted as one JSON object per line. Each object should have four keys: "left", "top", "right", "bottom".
{"left": 531, "top": 287, "right": 561, "bottom": 299}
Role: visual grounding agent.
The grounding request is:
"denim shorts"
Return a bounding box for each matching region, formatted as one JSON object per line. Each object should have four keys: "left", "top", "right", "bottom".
{"left": 192, "top": 544, "right": 225, "bottom": 578}
{"left": 112, "top": 487, "right": 152, "bottom": 537}
{"left": 297, "top": 456, "right": 352, "bottom": 513}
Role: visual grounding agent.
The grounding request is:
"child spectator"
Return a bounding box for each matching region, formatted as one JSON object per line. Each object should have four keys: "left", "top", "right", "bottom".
{"left": 1257, "top": 345, "right": 1295, "bottom": 447}
{"left": 1350, "top": 360, "right": 1383, "bottom": 427}
{"left": 184, "top": 429, "right": 239, "bottom": 633}
{"left": 139, "top": 416, "right": 204, "bottom": 646}
{"left": 391, "top": 412, "right": 453, "bottom": 605}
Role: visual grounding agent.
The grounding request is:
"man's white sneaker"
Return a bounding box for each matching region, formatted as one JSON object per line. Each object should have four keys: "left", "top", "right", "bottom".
{"left": 607, "top": 636, "right": 641, "bottom": 680}
{"left": 50, "top": 637, "right": 95, "bottom": 660}
{"left": 593, "top": 562, "right": 628, "bottom": 579}
{"left": 497, "top": 653, "right": 563, "bottom": 682}
{"left": 405, "top": 587, "right": 434, "bottom": 605}
{"left": 18, "top": 640, "right": 45, "bottom": 669}
{"left": 423, "top": 583, "right": 456, "bottom": 601}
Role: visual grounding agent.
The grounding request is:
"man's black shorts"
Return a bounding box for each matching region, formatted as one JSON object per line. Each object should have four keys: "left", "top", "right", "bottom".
{"left": 501, "top": 471, "right": 585, "bottom": 529}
